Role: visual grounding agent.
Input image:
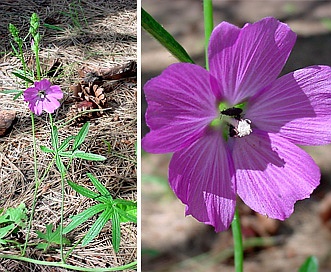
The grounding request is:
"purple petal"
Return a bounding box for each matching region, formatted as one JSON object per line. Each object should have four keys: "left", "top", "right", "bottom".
{"left": 23, "top": 87, "right": 38, "bottom": 101}
{"left": 208, "top": 17, "right": 296, "bottom": 104}
{"left": 42, "top": 98, "right": 61, "bottom": 113}
{"left": 29, "top": 99, "right": 43, "bottom": 115}
{"left": 35, "top": 79, "right": 51, "bottom": 90}
{"left": 247, "top": 65, "right": 331, "bottom": 145}
{"left": 232, "top": 130, "right": 320, "bottom": 220}
{"left": 169, "top": 129, "right": 236, "bottom": 232}
{"left": 142, "top": 63, "right": 218, "bottom": 153}
{"left": 47, "top": 85, "right": 63, "bottom": 100}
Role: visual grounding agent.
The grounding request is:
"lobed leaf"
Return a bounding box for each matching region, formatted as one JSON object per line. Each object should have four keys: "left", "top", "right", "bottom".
{"left": 63, "top": 203, "right": 107, "bottom": 234}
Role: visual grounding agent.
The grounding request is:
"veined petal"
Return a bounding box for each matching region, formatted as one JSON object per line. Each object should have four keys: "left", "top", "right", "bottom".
{"left": 208, "top": 17, "right": 296, "bottom": 104}
{"left": 30, "top": 99, "right": 43, "bottom": 115}
{"left": 142, "top": 63, "right": 218, "bottom": 153}
{"left": 247, "top": 65, "right": 331, "bottom": 145}
{"left": 169, "top": 129, "right": 236, "bottom": 232}
{"left": 42, "top": 98, "right": 61, "bottom": 113}
{"left": 35, "top": 79, "right": 51, "bottom": 90}
{"left": 47, "top": 85, "right": 63, "bottom": 99}
{"left": 233, "top": 130, "right": 320, "bottom": 220}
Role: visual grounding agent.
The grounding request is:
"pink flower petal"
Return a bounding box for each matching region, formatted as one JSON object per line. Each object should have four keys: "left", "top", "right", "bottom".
{"left": 142, "top": 63, "right": 218, "bottom": 153}
{"left": 233, "top": 130, "right": 320, "bottom": 220}
{"left": 247, "top": 65, "right": 331, "bottom": 145}
{"left": 30, "top": 99, "right": 43, "bottom": 115}
{"left": 42, "top": 98, "right": 61, "bottom": 113}
{"left": 35, "top": 78, "right": 51, "bottom": 90}
{"left": 47, "top": 85, "right": 63, "bottom": 99}
{"left": 208, "top": 17, "right": 296, "bottom": 104}
{"left": 169, "top": 129, "right": 236, "bottom": 232}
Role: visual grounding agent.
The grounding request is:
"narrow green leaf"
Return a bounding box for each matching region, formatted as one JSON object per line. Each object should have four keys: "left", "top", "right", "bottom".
{"left": 63, "top": 203, "right": 107, "bottom": 234}
{"left": 58, "top": 135, "right": 75, "bottom": 152}
{"left": 13, "top": 91, "right": 24, "bottom": 100}
{"left": 1, "top": 89, "right": 22, "bottom": 94}
{"left": 11, "top": 71, "right": 34, "bottom": 83}
{"left": 73, "top": 122, "right": 89, "bottom": 150}
{"left": 111, "top": 211, "right": 121, "bottom": 252}
{"left": 67, "top": 180, "right": 99, "bottom": 199}
{"left": 55, "top": 155, "right": 66, "bottom": 174}
{"left": 58, "top": 150, "right": 73, "bottom": 158}
{"left": 81, "top": 207, "right": 113, "bottom": 246}
{"left": 142, "top": 8, "right": 194, "bottom": 64}
{"left": 40, "top": 145, "right": 54, "bottom": 153}
{"left": 43, "top": 23, "right": 64, "bottom": 31}
{"left": 298, "top": 256, "right": 318, "bottom": 272}
{"left": 87, "top": 173, "right": 110, "bottom": 196}
{"left": 72, "top": 151, "right": 107, "bottom": 161}
{"left": 51, "top": 125, "right": 59, "bottom": 149}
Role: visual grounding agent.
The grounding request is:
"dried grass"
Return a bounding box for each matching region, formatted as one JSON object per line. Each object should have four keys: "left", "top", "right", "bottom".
{"left": 0, "top": 0, "right": 136, "bottom": 271}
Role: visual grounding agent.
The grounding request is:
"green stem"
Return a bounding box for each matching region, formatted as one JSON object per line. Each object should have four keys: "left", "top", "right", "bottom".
{"left": 203, "top": 0, "right": 213, "bottom": 70}
{"left": 22, "top": 113, "right": 39, "bottom": 256}
{"left": 231, "top": 208, "right": 243, "bottom": 272}
{"left": 35, "top": 47, "right": 41, "bottom": 80}
{"left": 49, "top": 113, "right": 65, "bottom": 263}
{"left": 0, "top": 254, "right": 137, "bottom": 271}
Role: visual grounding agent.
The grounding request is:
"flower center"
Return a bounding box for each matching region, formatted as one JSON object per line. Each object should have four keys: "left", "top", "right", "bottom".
{"left": 38, "top": 90, "right": 46, "bottom": 99}
{"left": 229, "top": 119, "right": 252, "bottom": 138}
{"left": 210, "top": 103, "right": 253, "bottom": 139}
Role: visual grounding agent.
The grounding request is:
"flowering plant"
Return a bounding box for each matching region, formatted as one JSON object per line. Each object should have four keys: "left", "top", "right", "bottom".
{"left": 142, "top": 16, "right": 331, "bottom": 233}
{"left": 23, "top": 79, "right": 63, "bottom": 115}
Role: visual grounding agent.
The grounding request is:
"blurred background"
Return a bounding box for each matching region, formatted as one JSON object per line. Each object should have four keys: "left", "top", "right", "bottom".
{"left": 141, "top": 0, "right": 331, "bottom": 271}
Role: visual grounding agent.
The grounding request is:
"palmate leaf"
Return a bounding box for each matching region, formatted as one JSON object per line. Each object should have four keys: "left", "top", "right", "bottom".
{"left": 0, "top": 203, "right": 27, "bottom": 227}
{"left": 63, "top": 203, "right": 107, "bottom": 234}
{"left": 81, "top": 206, "right": 113, "bottom": 246}
{"left": 142, "top": 8, "right": 194, "bottom": 64}
{"left": 36, "top": 224, "right": 70, "bottom": 251}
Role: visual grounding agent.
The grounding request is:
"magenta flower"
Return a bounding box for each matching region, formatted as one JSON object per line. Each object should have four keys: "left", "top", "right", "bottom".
{"left": 142, "top": 17, "right": 331, "bottom": 232}
{"left": 23, "top": 79, "right": 63, "bottom": 115}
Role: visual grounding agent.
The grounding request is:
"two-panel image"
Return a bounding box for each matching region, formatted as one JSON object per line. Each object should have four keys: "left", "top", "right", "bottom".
{"left": 1, "top": 0, "right": 331, "bottom": 271}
